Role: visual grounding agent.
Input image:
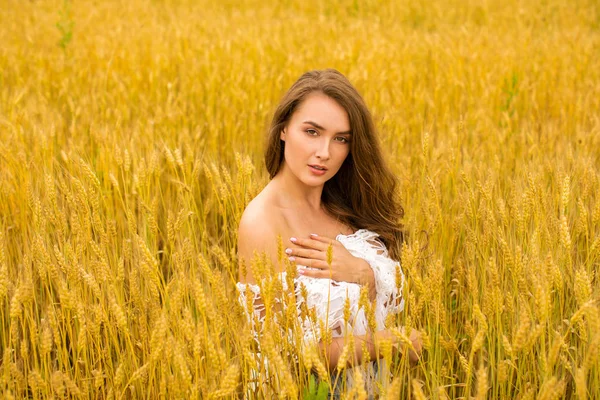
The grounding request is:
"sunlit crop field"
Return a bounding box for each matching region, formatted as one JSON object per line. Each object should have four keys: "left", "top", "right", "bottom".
{"left": 1, "top": 0, "right": 599, "bottom": 398}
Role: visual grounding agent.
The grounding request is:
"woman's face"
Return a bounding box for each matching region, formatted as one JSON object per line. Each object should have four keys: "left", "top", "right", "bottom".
{"left": 280, "top": 92, "right": 351, "bottom": 186}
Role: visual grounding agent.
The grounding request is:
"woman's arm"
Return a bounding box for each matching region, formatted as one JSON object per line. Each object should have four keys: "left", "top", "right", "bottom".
{"left": 320, "top": 328, "right": 422, "bottom": 371}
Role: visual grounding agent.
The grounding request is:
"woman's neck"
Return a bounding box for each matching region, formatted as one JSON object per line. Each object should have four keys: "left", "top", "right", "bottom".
{"left": 269, "top": 164, "right": 324, "bottom": 213}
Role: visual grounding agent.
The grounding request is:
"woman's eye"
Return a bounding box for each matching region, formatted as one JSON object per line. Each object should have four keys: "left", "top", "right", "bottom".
{"left": 335, "top": 137, "right": 349, "bottom": 143}
{"left": 306, "top": 129, "right": 318, "bottom": 136}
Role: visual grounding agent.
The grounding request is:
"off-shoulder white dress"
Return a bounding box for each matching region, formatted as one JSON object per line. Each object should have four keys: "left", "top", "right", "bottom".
{"left": 236, "top": 229, "right": 405, "bottom": 394}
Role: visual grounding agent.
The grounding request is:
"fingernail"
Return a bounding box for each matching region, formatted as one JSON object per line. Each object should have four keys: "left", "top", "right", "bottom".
{"left": 285, "top": 248, "right": 292, "bottom": 254}
{"left": 310, "top": 233, "right": 318, "bottom": 237}
{"left": 288, "top": 256, "right": 296, "bottom": 261}
{"left": 297, "top": 267, "right": 305, "bottom": 274}
{"left": 290, "top": 237, "right": 297, "bottom": 242}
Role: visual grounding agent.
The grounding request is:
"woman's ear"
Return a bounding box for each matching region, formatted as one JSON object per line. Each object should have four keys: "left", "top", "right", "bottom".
{"left": 280, "top": 129, "right": 286, "bottom": 141}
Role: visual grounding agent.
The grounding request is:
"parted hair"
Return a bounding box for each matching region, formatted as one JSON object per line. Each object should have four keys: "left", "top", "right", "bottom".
{"left": 264, "top": 69, "right": 405, "bottom": 260}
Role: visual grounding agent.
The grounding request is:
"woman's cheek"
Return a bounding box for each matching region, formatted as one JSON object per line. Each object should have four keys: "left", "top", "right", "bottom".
{"left": 285, "top": 141, "right": 304, "bottom": 174}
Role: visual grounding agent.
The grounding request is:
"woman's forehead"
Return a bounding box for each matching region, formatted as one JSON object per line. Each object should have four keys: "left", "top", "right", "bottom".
{"left": 292, "top": 93, "right": 350, "bottom": 132}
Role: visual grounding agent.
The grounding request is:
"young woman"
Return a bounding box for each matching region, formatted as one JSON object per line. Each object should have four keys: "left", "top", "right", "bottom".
{"left": 236, "top": 69, "right": 421, "bottom": 391}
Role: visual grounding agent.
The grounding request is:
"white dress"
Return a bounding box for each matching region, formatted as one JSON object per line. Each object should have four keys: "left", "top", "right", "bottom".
{"left": 236, "top": 229, "right": 405, "bottom": 393}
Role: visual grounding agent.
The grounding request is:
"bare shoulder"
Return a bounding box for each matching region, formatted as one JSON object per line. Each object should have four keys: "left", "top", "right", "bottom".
{"left": 238, "top": 196, "right": 277, "bottom": 246}
{"left": 237, "top": 194, "right": 283, "bottom": 283}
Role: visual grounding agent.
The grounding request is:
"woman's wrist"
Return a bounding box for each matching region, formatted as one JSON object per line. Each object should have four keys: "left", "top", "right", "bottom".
{"left": 355, "top": 258, "right": 376, "bottom": 300}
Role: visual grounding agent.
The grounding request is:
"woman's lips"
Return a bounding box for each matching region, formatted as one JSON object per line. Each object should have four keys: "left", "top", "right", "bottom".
{"left": 308, "top": 165, "right": 327, "bottom": 175}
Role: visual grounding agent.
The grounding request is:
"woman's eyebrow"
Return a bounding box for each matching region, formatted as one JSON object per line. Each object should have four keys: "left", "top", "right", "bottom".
{"left": 303, "top": 120, "right": 352, "bottom": 135}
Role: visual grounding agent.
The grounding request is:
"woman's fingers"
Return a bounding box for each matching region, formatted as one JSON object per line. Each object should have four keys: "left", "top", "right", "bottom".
{"left": 308, "top": 233, "right": 337, "bottom": 245}
{"left": 289, "top": 256, "right": 328, "bottom": 269}
{"left": 289, "top": 236, "right": 328, "bottom": 251}
{"left": 286, "top": 247, "right": 325, "bottom": 260}
{"left": 297, "top": 267, "right": 334, "bottom": 279}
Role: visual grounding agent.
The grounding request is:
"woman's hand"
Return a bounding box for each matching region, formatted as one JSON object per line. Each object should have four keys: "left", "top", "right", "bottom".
{"left": 386, "top": 327, "right": 423, "bottom": 365}
{"left": 286, "top": 234, "right": 375, "bottom": 291}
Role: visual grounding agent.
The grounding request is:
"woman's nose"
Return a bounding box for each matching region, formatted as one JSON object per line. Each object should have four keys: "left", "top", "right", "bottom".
{"left": 315, "top": 139, "right": 330, "bottom": 160}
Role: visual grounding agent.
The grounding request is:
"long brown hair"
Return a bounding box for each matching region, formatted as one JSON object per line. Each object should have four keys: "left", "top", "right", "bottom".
{"left": 264, "top": 69, "right": 405, "bottom": 260}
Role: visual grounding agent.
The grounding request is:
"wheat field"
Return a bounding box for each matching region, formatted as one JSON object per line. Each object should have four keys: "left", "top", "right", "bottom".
{"left": 1, "top": 0, "right": 599, "bottom": 398}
